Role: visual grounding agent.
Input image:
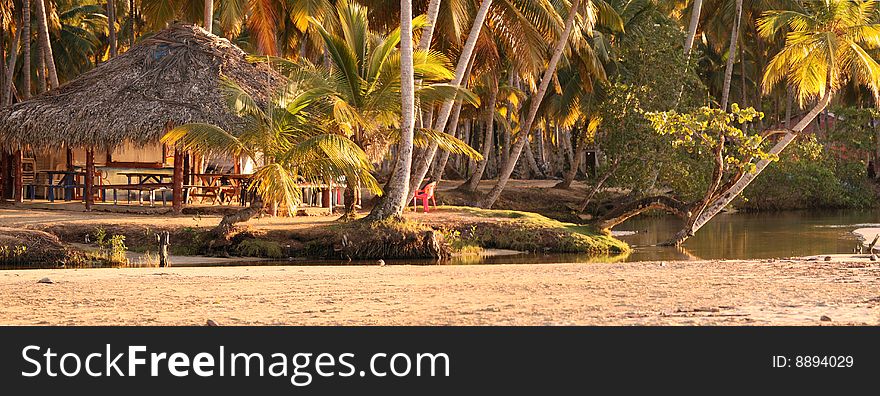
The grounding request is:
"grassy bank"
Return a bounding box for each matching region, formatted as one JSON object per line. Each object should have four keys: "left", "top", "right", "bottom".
{"left": 3, "top": 206, "right": 629, "bottom": 265}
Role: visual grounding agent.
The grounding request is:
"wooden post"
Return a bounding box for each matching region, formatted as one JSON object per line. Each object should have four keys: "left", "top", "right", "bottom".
{"left": 0, "top": 151, "right": 7, "bottom": 201}
{"left": 157, "top": 231, "right": 170, "bottom": 267}
{"left": 66, "top": 148, "right": 74, "bottom": 171}
{"left": 321, "top": 187, "right": 331, "bottom": 208}
{"left": 85, "top": 149, "right": 95, "bottom": 211}
{"left": 172, "top": 149, "right": 183, "bottom": 214}
{"left": 183, "top": 152, "right": 191, "bottom": 185}
{"left": 13, "top": 150, "right": 22, "bottom": 203}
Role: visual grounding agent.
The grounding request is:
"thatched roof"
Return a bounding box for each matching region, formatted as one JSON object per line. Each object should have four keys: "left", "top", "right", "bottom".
{"left": 0, "top": 23, "right": 284, "bottom": 151}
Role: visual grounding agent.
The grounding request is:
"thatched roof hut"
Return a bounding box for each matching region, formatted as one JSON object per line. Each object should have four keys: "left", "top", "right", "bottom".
{"left": 0, "top": 23, "right": 284, "bottom": 151}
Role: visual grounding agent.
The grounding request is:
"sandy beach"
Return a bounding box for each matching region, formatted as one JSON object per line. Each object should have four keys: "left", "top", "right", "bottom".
{"left": 1, "top": 259, "right": 878, "bottom": 326}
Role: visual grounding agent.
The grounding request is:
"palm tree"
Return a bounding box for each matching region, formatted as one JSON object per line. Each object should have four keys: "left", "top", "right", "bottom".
{"left": 51, "top": 2, "right": 108, "bottom": 82}
{"left": 204, "top": 0, "right": 213, "bottom": 32}
{"left": 33, "top": 0, "right": 59, "bottom": 89}
{"left": 719, "top": 0, "right": 743, "bottom": 110}
{"left": 684, "top": 0, "right": 703, "bottom": 54}
{"left": 365, "top": 0, "right": 417, "bottom": 220}
{"left": 479, "top": 0, "right": 622, "bottom": 208}
{"left": 107, "top": 0, "right": 118, "bottom": 57}
{"left": 162, "top": 75, "right": 381, "bottom": 239}
{"left": 22, "top": 0, "right": 31, "bottom": 99}
{"left": 669, "top": 0, "right": 880, "bottom": 245}
{"left": 295, "top": 0, "right": 479, "bottom": 217}
{"left": 407, "top": 0, "right": 494, "bottom": 196}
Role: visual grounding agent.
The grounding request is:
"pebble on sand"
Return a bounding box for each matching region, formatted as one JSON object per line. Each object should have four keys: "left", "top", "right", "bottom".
{"left": 37, "top": 277, "right": 53, "bottom": 284}
{"left": 820, "top": 315, "right": 832, "bottom": 322}
{"left": 206, "top": 319, "right": 220, "bottom": 326}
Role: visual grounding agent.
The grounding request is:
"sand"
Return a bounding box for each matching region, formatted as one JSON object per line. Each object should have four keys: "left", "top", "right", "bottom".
{"left": 1, "top": 259, "right": 878, "bottom": 326}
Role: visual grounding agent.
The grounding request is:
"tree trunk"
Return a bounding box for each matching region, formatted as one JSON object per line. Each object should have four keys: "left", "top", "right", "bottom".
{"left": 365, "top": 0, "right": 418, "bottom": 221}
{"left": 597, "top": 196, "right": 690, "bottom": 230}
{"left": 479, "top": 0, "right": 582, "bottom": 208}
{"left": 874, "top": 120, "right": 880, "bottom": 180}
{"left": 33, "top": 0, "right": 59, "bottom": 89}
{"left": 22, "top": 0, "right": 31, "bottom": 99}
{"left": 555, "top": 138, "right": 583, "bottom": 189}
{"left": 462, "top": 82, "right": 498, "bottom": 192}
{"left": 784, "top": 88, "right": 792, "bottom": 129}
{"left": 740, "top": 46, "right": 747, "bottom": 107}
{"left": 172, "top": 149, "right": 184, "bottom": 214}
{"left": 130, "top": 0, "right": 137, "bottom": 46}
{"left": 213, "top": 197, "right": 265, "bottom": 240}
{"left": 3, "top": 21, "right": 21, "bottom": 106}
{"left": 429, "top": 101, "right": 464, "bottom": 182}
{"left": 719, "top": 0, "right": 742, "bottom": 111}
{"left": 578, "top": 158, "right": 621, "bottom": 213}
{"left": 107, "top": 0, "right": 118, "bottom": 57}
{"left": 408, "top": 0, "right": 492, "bottom": 196}
{"left": 535, "top": 126, "right": 546, "bottom": 168}
{"left": 0, "top": 152, "right": 7, "bottom": 201}
{"left": 36, "top": 49, "right": 45, "bottom": 94}
{"left": 522, "top": 136, "right": 544, "bottom": 178}
{"left": 683, "top": 0, "right": 703, "bottom": 55}
{"left": 204, "top": 0, "right": 214, "bottom": 33}
{"left": 417, "top": 0, "right": 442, "bottom": 51}
{"left": 13, "top": 150, "right": 22, "bottom": 203}
{"left": 666, "top": 88, "right": 834, "bottom": 245}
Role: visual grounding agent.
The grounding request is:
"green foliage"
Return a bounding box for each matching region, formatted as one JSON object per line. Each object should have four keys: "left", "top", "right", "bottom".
{"left": 163, "top": 74, "right": 382, "bottom": 211}
{"left": 826, "top": 106, "right": 880, "bottom": 153}
{"left": 590, "top": 10, "right": 708, "bottom": 196}
{"left": 234, "top": 239, "right": 285, "bottom": 258}
{"left": 646, "top": 104, "right": 772, "bottom": 174}
{"left": 741, "top": 136, "right": 877, "bottom": 210}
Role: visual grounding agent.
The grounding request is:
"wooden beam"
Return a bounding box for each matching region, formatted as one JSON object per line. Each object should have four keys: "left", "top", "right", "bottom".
{"left": 172, "top": 149, "right": 184, "bottom": 214}
{"left": 13, "top": 150, "right": 22, "bottom": 203}
{"left": 85, "top": 149, "right": 95, "bottom": 211}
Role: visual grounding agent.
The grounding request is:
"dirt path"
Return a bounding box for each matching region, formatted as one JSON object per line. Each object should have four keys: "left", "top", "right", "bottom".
{"left": 1, "top": 260, "right": 878, "bottom": 325}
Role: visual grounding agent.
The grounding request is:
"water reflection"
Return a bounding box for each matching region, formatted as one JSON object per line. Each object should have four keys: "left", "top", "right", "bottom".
{"left": 615, "top": 209, "right": 880, "bottom": 261}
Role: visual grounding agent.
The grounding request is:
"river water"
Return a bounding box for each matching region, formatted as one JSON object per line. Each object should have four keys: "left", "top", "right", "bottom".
{"left": 613, "top": 209, "right": 880, "bottom": 261}
{"left": 5, "top": 210, "right": 877, "bottom": 269}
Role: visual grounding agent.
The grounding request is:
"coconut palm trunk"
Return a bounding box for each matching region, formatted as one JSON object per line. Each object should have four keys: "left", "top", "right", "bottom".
{"left": 429, "top": 101, "right": 464, "bottom": 182}
{"left": 417, "top": 0, "right": 442, "bottom": 51}
{"left": 407, "top": 0, "right": 493, "bottom": 196}
{"left": 479, "top": 0, "right": 582, "bottom": 208}
{"left": 2, "top": 19, "right": 21, "bottom": 106}
{"left": 556, "top": 138, "right": 584, "bottom": 189}
{"left": 204, "top": 0, "right": 213, "bottom": 32}
{"left": 462, "top": 82, "right": 498, "bottom": 192}
{"left": 365, "top": 0, "right": 418, "bottom": 221}
{"left": 719, "top": 0, "right": 743, "bottom": 110}
{"left": 22, "top": 0, "right": 31, "bottom": 99}
{"left": 683, "top": 0, "right": 703, "bottom": 55}
{"left": 33, "top": 0, "right": 58, "bottom": 89}
{"left": 107, "top": 1, "right": 118, "bottom": 57}
{"left": 665, "top": 89, "right": 834, "bottom": 245}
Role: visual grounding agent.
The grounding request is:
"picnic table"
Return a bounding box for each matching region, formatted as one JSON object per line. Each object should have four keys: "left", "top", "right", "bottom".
{"left": 189, "top": 173, "right": 253, "bottom": 205}
{"left": 117, "top": 171, "right": 173, "bottom": 185}
{"left": 31, "top": 170, "right": 85, "bottom": 201}
{"left": 99, "top": 171, "right": 174, "bottom": 207}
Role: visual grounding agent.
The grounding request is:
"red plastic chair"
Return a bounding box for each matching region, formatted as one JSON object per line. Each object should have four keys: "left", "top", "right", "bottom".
{"left": 412, "top": 182, "right": 437, "bottom": 213}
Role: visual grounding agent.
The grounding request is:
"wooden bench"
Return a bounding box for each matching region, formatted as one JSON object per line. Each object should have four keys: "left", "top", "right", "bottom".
{"left": 99, "top": 183, "right": 173, "bottom": 207}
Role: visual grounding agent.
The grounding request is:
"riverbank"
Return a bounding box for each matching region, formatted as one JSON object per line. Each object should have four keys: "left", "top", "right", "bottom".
{"left": 0, "top": 204, "right": 628, "bottom": 266}
{"left": 1, "top": 259, "right": 878, "bottom": 325}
